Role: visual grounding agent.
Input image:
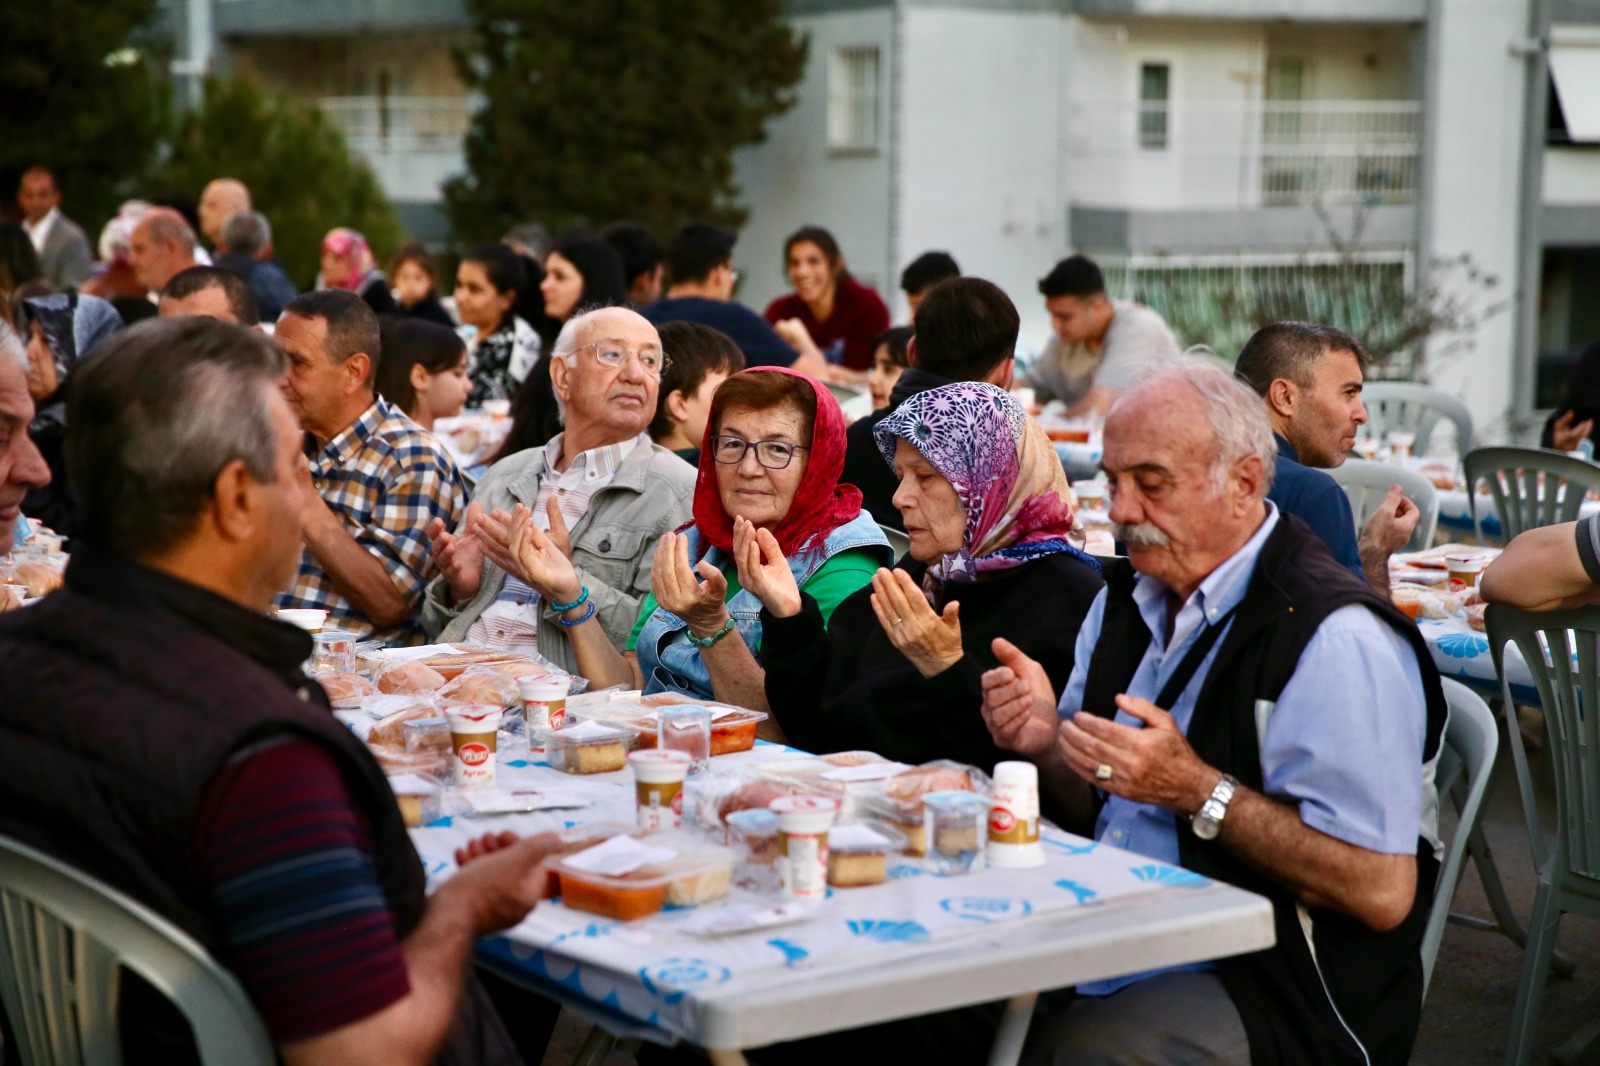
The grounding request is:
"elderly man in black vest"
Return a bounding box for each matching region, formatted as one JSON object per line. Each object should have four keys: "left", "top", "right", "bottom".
{"left": 0, "top": 317, "right": 561, "bottom": 1065}
{"left": 982, "top": 361, "right": 1444, "bottom": 1066}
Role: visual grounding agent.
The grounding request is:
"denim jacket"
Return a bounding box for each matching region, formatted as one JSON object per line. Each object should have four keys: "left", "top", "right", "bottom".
{"left": 635, "top": 510, "right": 892, "bottom": 699}
{"left": 421, "top": 440, "right": 696, "bottom": 673}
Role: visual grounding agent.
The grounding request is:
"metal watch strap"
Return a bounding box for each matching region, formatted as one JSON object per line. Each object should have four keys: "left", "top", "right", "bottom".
{"left": 1193, "top": 774, "right": 1239, "bottom": 837}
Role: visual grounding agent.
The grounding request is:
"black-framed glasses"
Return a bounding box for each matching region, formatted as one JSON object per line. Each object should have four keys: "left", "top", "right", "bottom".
{"left": 711, "top": 435, "right": 810, "bottom": 470}
{"left": 574, "top": 341, "right": 670, "bottom": 377}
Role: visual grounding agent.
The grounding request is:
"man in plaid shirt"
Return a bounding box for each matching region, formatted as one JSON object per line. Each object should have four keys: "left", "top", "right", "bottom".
{"left": 272, "top": 290, "right": 465, "bottom": 644}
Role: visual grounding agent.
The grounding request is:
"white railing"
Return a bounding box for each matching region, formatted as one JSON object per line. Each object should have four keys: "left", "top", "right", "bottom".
{"left": 1068, "top": 100, "right": 1422, "bottom": 210}
{"left": 317, "top": 96, "right": 470, "bottom": 202}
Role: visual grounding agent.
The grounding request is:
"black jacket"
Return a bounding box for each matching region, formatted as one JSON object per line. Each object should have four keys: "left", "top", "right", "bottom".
{"left": 841, "top": 367, "right": 956, "bottom": 531}
{"left": 761, "top": 551, "right": 1103, "bottom": 775}
{"left": 1081, "top": 515, "right": 1445, "bottom": 1066}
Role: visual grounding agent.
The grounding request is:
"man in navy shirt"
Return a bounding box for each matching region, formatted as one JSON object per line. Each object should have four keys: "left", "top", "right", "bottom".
{"left": 642, "top": 223, "right": 827, "bottom": 376}
{"left": 1236, "top": 321, "right": 1417, "bottom": 591}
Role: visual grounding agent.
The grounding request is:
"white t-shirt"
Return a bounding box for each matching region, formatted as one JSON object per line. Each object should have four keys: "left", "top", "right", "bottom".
{"left": 1026, "top": 300, "right": 1181, "bottom": 405}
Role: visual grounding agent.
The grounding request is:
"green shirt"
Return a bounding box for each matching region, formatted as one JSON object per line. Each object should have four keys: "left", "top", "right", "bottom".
{"left": 626, "top": 547, "right": 881, "bottom": 652}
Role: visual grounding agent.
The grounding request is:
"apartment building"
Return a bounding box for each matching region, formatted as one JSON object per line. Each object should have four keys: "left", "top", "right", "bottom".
{"left": 182, "top": 0, "right": 1600, "bottom": 438}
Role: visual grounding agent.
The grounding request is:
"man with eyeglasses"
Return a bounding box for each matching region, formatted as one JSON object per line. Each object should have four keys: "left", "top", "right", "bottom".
{"left": 422, "top": 306, "right": 697, "bottom": 672}
{"left": 642, "top": 222, "right": 829, "bottom": 373}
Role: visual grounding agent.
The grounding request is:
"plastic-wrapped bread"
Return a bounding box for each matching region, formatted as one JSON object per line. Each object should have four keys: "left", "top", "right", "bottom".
{"left": 375, "top": 660, "right": 448, "bottom": 695}
{"left": 436, "top": 667, "right": 515, "bottom": 708}
{"left": 319, "top": 672, "right": 376, "bottom": 709}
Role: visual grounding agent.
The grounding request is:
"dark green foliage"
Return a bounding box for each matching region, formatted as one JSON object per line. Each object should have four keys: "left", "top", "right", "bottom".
{"left": 446, "top": 0, "right": 808, "bottom": 244}
{"left": 0, "top": 0, "right": 167, "bottom": 228}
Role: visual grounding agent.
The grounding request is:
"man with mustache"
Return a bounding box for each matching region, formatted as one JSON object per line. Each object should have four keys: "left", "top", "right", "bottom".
{"left": 982, "top": 362, "right": 1444, "bottom": 1065}
{"left": 423, "top": 306, "right": 696, "bottom": 667}
{"left": 1235, "top": 321, "right": 1419, "bottom": 593}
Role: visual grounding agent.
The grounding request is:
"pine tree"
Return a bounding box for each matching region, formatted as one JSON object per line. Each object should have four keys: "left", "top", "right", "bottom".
{"left": 445, "top": 0, "right": 808, "bottom": 243}
{"left": 0, "top": 0, "right": 166, "bottom": 229}
{"left": 152, "top": 76, "right": 406, "bottom": 287}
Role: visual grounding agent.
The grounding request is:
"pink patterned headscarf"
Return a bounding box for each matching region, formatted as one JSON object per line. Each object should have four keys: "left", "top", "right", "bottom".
{"left": 874, "top": 382, "right": 1084, "bottom": 584}
{"left": 320, "top": 228, "right": 380, "bottom": 293}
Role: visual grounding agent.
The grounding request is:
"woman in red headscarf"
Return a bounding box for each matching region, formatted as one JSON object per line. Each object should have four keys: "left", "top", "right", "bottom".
{"left": 505, "top": 367, "right": 892, "bottom": 709}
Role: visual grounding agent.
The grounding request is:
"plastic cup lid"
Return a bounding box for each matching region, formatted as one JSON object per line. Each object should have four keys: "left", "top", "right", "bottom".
{"left": 726, "top": 808, "right": 778, "bottom": 832}
{"left": 923, "top": 790, "right": 989, "bottom": 813}
{"left": 628, "top": 749, "right": 692, "bottom": 766}
{"left": 768, "top": 795, "right": 840, "bottom": 815}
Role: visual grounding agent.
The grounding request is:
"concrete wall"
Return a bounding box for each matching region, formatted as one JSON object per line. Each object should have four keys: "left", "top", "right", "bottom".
{"left": 1417, "top": 0, "right": 1531, "bottom": 440}
{"left": 1261, "top": 23, "right": 1418, "bottom": 99}
{"left": 896, "top": 5, "right": 1067, "bottom": 343}
{"left": 731, "top": 8, "right": 897, "bottom": 318}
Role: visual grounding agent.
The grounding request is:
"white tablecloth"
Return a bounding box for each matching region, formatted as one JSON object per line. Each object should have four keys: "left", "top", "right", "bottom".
{"left": 410, "top": 743, "right": 1273, "bottom": 1049}
{"left": 1418, "top": 614, "right": 1536, "bottom": 705}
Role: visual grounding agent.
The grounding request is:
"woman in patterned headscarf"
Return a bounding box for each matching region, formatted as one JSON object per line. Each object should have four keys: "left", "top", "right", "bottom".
{"left": 318, "top": 227, "right": 395, "bottom": 316}
{"left": 746, "top": 381, "right": 1105, "bottom": 773}
{"left": 18, "top": 292, "right": 123, "bottom": 537}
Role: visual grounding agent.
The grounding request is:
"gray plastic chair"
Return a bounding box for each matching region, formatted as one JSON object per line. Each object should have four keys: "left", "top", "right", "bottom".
{"left": 1421, "top": 679, "right": 1500, "bottom": 998}
{"left": 1485, "top": 604, "right": 1600, "bottom": 1065}
{"left": 1463, "top": 446, "right": 1600, "bottom": 543}
{"left": 1326, "top": 457, "right": 1439, "bottom": 552}
{"left": 1358, "top": 382, "right": 1475, "bottom": 456}
{"left": 0, "top": 835, "right": 274, "bottom": 1066}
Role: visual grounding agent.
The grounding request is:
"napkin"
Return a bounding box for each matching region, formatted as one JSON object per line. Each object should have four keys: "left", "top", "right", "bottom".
{"left": 563, "top": 836, "right": 677, "bottom": 876}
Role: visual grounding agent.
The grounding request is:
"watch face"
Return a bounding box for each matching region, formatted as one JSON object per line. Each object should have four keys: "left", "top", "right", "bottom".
{"left": 1193, "top": 813, "right": 1221, "bottom": 841}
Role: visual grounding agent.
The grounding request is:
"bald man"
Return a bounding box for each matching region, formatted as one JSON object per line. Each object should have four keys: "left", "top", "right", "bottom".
{"left": 129, "top": 208, "right": 200, "bottom": 296}
{"left": 199, "top": 179, "right": 252, "bottom": 252}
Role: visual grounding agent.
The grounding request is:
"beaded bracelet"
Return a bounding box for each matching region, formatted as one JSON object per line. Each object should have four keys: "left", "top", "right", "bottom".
{"left": 686, "top": 617, "right": 736, "bottom": 647}
{"left": 557, "top": 600, "right": 597, "bottom": 628}
{"left": 552, "top": 586, "right": 590, "bottom": 613}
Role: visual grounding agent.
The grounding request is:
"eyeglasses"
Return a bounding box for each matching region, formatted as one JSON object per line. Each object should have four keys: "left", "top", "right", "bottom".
{"left": 573, "top": 341, "right": 670, "bottom": 377}
{"left": 712, "top": 435, "right": 810, "bottom": 470}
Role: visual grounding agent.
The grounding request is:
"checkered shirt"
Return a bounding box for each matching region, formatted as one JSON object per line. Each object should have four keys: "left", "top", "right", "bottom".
{"left": 275, "top": 397, "right": 466, "bottom": 645}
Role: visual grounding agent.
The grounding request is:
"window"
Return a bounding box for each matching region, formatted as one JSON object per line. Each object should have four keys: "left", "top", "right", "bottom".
{"left": 1548, "top": 27, "right": 1600, "bottom": 144}
{"left": 828, "top": 46, "right": 881, "bottom": 154}
{"left": 1138, "top": 62, "right": 1170, "bottom": 150}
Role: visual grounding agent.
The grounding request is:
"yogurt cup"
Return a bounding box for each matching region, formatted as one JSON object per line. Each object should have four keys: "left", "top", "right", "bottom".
{"left": 630, "top": 749, "right": 692, "bottom": 831}
{"left": 1445, "top": 553, "right": 1488, "bottom": 594}
{"left": 1071, "top": 481, "right": 1107, "bottom": 510}
{"left": 770, "top": 795, "right": 839, "bottom": 901}
{"left": 985, "top": 761, "right": 1044, "bottom": 868}
{"left": 446, "top": 705, "right": 503, "bottom": 789}
{"left": 518, "top": 676, "right": 569, "bottom": 753}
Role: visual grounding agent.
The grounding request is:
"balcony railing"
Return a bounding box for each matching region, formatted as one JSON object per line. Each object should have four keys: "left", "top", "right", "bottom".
{"left": 318, "top": 96, "right": 470, "bottom": 202}
{"left": 1068, "top": 100, "right": 1422, "bottom": 210}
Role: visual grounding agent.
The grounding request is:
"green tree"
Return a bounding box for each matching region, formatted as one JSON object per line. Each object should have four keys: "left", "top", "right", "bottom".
{"left": 151, "top": 76, "right": 406, "bottom": 286}
{"left": 446, "top": 0, "right": 808, "bottom": 243}
{"left": 0, "top": 0, "right": 167, "bottom": 229}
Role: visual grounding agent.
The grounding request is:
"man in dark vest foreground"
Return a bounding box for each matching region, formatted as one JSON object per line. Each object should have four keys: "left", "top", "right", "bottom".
{"left": 982, "top": 362, "right": 1444, "bottom": 1066}
{"left": 0, "top": 317, "right": 562, "bottom": 1066}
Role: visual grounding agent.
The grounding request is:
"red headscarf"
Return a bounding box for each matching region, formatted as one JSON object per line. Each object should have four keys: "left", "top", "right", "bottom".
{"left": 691, "top": 366, "right": 864, "bottom": 558}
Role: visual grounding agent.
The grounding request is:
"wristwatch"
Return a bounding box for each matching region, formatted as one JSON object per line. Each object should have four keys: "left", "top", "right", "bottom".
{"left": 1191, "top": 774, "right": 1240, "bottom": 841}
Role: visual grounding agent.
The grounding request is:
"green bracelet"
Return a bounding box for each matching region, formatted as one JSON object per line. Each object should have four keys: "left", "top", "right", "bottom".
{"left": 686, "top": 617, "right": 737, "bottom": 648}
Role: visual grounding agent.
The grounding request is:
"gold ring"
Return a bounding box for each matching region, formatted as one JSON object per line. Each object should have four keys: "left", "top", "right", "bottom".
{"left": 1095, "top": 763, "right": 1114, "bottom": 782}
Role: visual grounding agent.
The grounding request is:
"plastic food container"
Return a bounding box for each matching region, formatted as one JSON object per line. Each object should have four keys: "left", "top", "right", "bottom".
{"left": 403, "top": 716, "right": 451, "bottom": 756}
{"left": 725, "top": 808, "right": 780, "bottom": 893}
{"left": 826, "top": 822, "right": 907, "bottom": 887}
{"left": 276, "top": 608, "right": 327, "bottom": 631}
{"left": 642, "top": 831, "right": 736, "bottom": 907}
{"left": 541, "top": 721, "right": 637, "bottom": 775}
{"left": 628, "top": 708, "right": 768, "bottom": 757}
{"left": 924, "top": 791, "right": 990, "bottom": 875}
{"left": 860, "top": 794, "right": 930, "bottom": 856}
{"left": 388, "top": 773, "right": 442, "bottom": 828}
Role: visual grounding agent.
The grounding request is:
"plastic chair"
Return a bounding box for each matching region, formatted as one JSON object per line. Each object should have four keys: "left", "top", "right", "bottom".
{"left": 1485, "top": 604, "right": 1600, "bottom": 1065}
{"left": 0, "top": 834, "right": 273, "bottom": 1066}
{"left": 1358, "top": 382, "right": 1475, "bottom": 457}
{"left": 1463, "top": 446, "right": 1600, "bottom": 543}
{"left": 1421, "top": 679, "right": 1500, "bottom": 997}
{"left": 1327, "top": 457, "right": 1439, "bottom": 552}
{"left": 878, "top": 524, "right": 911, "bottom": 563}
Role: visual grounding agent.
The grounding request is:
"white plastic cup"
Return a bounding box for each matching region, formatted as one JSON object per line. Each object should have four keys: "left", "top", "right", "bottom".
{"left": 1387, "top": 431, "right": 1416, "bottom": 460}
{"left": 446, "top": 705, "right": 503, "bottom": 789}
{"left": 1071, "top": 480, "right": 1107, "bottom": 510}
{"left": 482, "top": 398, "right": 512, "bottom": 418}
{"left": 987, "top": 761, "right": 1045, "bottom": 868}
{"left": 629, "top": 749, "right": 693, "bottom": 831}
{"left": 518, "top": 676, "right": 569, "bottom": 737}
{"left": 276, "top": 608, "right": 328, "bottom": 632}
{"left": 770, "top": 795, "right": 839, "bottom": 901}
{"left": 1446, "top": 553, "right": 1488, "bottom": 594}
{"left": 661, "top": 706, "right": 712, "bottom": 774}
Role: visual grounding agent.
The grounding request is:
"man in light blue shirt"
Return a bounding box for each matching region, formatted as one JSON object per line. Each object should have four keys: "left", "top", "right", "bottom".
{"left": 982, "top": 362, "right": 1443, "bottom": 1064}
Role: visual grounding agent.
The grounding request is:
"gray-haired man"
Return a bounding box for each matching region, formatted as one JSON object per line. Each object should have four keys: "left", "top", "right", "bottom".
{"left": 216, "top": 211, "right": 299, "bottom": 324}
{"left": 423, "top": 305, "right": 696, "bottom": 667}
{"left": 982, "top": 363, "right": 1445, "bottom": 1064}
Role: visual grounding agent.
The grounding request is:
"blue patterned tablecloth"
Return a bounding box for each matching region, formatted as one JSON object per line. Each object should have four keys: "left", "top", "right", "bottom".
{"left": 408, "top": 743, "right": 1258, "bottom": 1045}
{"left": 1421, "top": 615, "right": 1535, "bottom": 704}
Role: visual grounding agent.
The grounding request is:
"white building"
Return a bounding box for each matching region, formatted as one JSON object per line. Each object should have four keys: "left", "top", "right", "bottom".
{"left": 185, "top": 0, "right": 1600, "bottom": 440}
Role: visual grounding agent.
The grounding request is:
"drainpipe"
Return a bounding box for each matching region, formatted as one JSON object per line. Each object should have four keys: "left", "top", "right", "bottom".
{"left": 886, "top": 0, "right": 905, "bottom": 315}
{"left": 1510, "top": 0, "right": 1552, "bottom": 438}
{"left": 168, "top": 0, "right": 212, "bottom": 109}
